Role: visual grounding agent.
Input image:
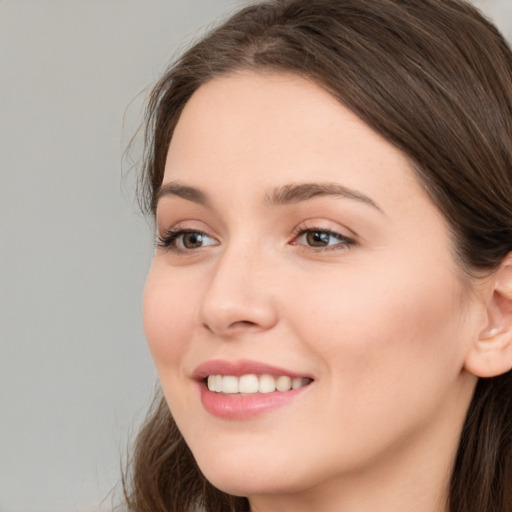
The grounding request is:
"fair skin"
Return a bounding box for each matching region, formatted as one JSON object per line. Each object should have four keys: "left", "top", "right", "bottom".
{"left": 143, "top": 71, "right": 512, "bottom": 512}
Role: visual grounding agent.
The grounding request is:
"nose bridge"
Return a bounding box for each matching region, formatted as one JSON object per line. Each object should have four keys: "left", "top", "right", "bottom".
{"left": 197, "top": 237, "right": 278, "bottom": 335}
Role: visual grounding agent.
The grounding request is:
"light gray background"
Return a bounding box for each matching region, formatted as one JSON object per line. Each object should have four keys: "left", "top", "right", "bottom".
{"left": 1, "top": 1, "right": 511, "bottom": 512}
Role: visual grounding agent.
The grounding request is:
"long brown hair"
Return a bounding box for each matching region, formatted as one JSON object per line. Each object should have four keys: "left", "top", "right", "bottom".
{"left": 124, "top": 1, "right": 512, "bottom": 511}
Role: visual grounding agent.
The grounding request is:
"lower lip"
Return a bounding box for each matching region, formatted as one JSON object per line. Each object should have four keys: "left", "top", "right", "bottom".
{"left": 199, "top": 383, "right": 310, "bottom": 420}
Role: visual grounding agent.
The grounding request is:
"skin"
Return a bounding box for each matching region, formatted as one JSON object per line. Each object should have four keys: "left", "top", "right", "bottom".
{"left": 143, "top": 71, "right": 492, "bottom": 512}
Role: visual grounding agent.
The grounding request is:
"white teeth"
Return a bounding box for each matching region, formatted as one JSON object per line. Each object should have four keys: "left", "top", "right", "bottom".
{"left": 207, "top": 375, "right": 216, "bottom": 392}
{"left": 292, "top": 377, "right": 304, "bottom": 390}
{"left": 222, "top": 375, "right": 239, "bottom": 394}
{"left": 258, "top": 374, "right": 276, "bottom": 393}
{"left": 206, "top": 374, "right": 311, "bottom": 394}
{"left": 214, "top": 375, "right": 223, "bottom": 392}
{"left": 276, "top": 375, "right": 292, "bottom": 392}
{"left": 239, "top": 374, "right": 259, "bottom": 393}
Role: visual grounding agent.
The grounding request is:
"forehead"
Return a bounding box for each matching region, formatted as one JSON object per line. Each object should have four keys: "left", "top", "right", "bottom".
{"left": 164, "top": 70, "right": 424, "bottom": 210}
{"left": 170, "top": 71, "right": 378, "bottom": 157}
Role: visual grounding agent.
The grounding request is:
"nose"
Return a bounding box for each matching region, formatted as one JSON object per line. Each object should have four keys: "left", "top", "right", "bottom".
{"left": 197, "top": 246, "right": 279, "bottom": 337}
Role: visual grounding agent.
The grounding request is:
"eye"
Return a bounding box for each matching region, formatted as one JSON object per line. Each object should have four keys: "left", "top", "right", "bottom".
{"left": 291, "top": 227, "right": 355, "bottom": 250}
{"left": 157, "top": 229, "right": 218, "bottom": 251}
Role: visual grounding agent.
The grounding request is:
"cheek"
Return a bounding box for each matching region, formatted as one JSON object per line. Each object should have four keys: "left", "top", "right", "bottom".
{"left": 143, "top": 268, "right": 205, "bottom": 423}
{"left": 285, "top": 258, "right": 468, "bottom": 398}
{"left": 276, "top": 260, "right": 472, "bottom": 469}
{"left": 143, "top": 268, "right": 197, "bottom": 372}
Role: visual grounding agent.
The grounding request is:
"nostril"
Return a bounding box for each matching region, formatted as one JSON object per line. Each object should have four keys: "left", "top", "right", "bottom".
{"left": 229, "top": 320, "right": 260, "bottom": 330}
{"left": 202, "top": 319, "right": 260, "bottom": 334}
{"left": 202, "top": 319, "right": 274, "bottom": 336}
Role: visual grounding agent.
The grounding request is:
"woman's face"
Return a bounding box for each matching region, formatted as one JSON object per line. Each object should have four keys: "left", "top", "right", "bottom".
{"left": 144, "top": 71, "right": 481, "bottom": 506}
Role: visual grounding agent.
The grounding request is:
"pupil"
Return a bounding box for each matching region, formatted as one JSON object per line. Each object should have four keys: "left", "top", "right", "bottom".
{"left": 184, "top": 233, "right": 203, "bottom": 248}
{"left": 307, "top": 231, "right": 329, "bottom": 246}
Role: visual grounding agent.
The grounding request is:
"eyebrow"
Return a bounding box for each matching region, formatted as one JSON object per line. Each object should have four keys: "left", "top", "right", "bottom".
{"left": 155, "top": 180, "right": 382, "bottom": 213}
{"left": 264, "top": 182, "right": 383, "bottom": 212}
{"left": 155, "top": 182, "right": 210, "bottom": 208}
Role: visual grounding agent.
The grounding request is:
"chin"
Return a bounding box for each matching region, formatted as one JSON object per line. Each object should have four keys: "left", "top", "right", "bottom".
{"left": 206, "top": 470, "right": 303, "bottom": 498}
{"left": 193, "top": 446, "right": 317, "bottom": 498}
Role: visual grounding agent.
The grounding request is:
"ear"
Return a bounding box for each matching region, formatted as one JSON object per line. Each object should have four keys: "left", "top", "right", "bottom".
{"left": 464, "top": 253, "right": 512, "bottom": 378}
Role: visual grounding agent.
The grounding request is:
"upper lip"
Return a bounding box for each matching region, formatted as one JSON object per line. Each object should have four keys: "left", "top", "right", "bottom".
{"left": 193, "top": 359, "right": 313, "bottom": 381}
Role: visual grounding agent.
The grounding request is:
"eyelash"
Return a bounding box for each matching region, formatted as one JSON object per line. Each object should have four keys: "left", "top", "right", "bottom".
{"left": 156, "top": 225, "right": 356, "bottom": 252}
{"left": 156, "top": 228, "right": 215, "bottom": 251}
{"left": 290, "top": 224, "right": 356, "bottom": 251}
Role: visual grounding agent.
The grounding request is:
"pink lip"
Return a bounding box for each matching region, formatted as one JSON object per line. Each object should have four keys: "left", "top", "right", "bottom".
{"left": 193, "top": 359, "right": 313, "bottom": 420}
{"left": 193, "top": 359, "right": 310, "bottom": 380}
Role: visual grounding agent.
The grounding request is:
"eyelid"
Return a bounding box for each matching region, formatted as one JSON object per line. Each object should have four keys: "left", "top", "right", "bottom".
{"left": 156, "top": 222, "right": 219, "bottom": 252}
{"left": 290, "top": 221, "right": 356, "bottom": 251}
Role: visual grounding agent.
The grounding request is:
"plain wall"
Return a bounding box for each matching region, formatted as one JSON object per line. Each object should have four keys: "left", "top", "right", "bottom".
{"left": 1, "top": 1, "right": 511, "bottom": 512}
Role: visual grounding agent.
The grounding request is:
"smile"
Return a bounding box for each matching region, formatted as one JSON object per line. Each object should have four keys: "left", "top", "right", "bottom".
{"left": 206, "top": 374, "right": 312, "bottom": 394}
{"left": 194, "top": 360, "right": 314, "bottom": 419}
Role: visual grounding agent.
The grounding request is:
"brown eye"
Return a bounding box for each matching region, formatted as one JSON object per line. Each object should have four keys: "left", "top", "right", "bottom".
{"left": 157, "top": 229, "right": 218, "bottom": 251}
{"left": 182, "top": 232, "right": 207, "bottom": 248}
{"left": 292, "top": 228, "right": 355, "bottom": 250}
{"left": 306, "top": 231, "right": 332, "bottom": 247}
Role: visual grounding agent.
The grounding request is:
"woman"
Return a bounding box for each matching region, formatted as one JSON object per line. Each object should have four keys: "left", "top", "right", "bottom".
{"left": 123, "top": 1, "right": 512, "bottom": 511}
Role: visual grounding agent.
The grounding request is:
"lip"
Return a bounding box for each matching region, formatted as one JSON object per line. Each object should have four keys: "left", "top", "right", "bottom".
{"left": 193, "top": 359, "right": 311, "bottom": 380}
{"left": 193, "top": 359, "right": 314, "bottom": 420}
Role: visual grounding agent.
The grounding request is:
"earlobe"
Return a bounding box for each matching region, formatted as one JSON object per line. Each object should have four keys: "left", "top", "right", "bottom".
{"left": 464, "top": 254, "right": 512, "bottom": 378}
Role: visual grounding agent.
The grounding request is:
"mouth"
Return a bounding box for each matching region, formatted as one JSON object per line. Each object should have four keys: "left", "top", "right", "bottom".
{"left": 194, "top": 360, "right": 314, "bottom": 419}
{"left": 205, "top": 374, "right": 313, "bottom": 394}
